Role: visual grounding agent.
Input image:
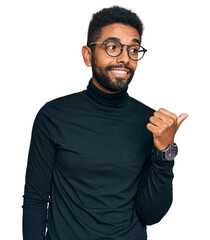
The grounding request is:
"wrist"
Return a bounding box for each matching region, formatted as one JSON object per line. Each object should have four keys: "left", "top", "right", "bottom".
{"left": 152, "top": 143, "right": 178, "bottom": 161}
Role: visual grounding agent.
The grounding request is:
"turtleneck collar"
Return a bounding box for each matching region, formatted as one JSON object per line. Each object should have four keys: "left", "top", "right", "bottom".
{"left": 85, "top": 79, "right": 129, "bottom": 108}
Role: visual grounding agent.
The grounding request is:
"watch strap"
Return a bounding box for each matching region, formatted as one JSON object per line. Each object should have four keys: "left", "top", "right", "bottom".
{"left": 152, "top": 144, "right": 178, "bottom": 161}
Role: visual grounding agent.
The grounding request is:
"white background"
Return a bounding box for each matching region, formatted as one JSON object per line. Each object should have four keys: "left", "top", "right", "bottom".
{"left": 1, "top": 0, "right": 209, "bottom": 239}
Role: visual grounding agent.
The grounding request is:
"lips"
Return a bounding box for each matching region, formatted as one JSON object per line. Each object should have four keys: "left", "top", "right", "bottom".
{"left": 111, "top": 70, "right": 128, "bottom": 74}
{"left": 110, "top": 68, "right": 129, "bottom": 78}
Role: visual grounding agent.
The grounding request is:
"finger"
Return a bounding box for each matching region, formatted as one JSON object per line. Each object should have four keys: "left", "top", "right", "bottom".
{"left": 149, "top": 116, "right": 165, "bottom": 127}
{"left": 146, "top": 122, "right": 158, "bottom": 135}
{"left": 154, "top": 111, "right": 166, "bottom": 121}
{"left": 158, "top": 108, "right": 177, "bottom": 121}
{"left": 154, "top": 111, "right": 174, "bottom": 125}
{"left": 177, "top": 113, "right": 189, "bottom": 128}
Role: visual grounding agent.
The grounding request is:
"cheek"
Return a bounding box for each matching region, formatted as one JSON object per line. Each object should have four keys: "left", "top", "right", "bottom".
{"left": 93, "top": 48, "right": 108, "bottom": 65}
{"left": 93, "top": 49, "right": 120, "bottom": 67}
{"left": 132, "top": 62, "right": 138, "bottom": 71}
{"left": 93, "top": 49, "right": 138, "bottom": 71}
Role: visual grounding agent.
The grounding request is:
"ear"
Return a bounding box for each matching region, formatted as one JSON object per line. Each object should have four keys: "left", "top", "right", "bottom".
{"left": 82, "top": 45, "right": 92, "bottom": 67}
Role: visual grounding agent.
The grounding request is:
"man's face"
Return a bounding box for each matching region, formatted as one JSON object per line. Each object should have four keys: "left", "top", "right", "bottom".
{"left": 91, "top": 23, "right": 140, "bottom": 93}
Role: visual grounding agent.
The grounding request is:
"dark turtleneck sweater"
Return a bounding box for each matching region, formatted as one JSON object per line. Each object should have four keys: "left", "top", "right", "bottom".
{"left": 23, "top": 79, "right": 174, "bottom": 240}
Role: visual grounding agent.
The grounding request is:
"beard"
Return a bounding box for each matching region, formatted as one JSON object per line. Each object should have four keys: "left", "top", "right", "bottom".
{"left": 91, "top": 55, "right": 135, "bottom": 92}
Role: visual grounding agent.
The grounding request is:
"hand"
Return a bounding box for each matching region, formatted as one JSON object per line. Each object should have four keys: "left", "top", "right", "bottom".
{"left": 147, "top": 108, "right": 188, "bottom": 150}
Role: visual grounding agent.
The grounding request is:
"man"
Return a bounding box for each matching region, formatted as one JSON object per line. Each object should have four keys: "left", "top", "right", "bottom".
{"left": 22, "top": 6, "right": 188, "bottom": 240}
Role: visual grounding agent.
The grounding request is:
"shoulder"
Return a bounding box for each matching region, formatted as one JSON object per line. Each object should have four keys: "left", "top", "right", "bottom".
{"left": 46, "top": 90, "right": 85, "bottom": 108}
{"left": 39, "top": 90, "right": 85, "bottom": 112}
{"left": 128, "top": 96, "right": 155, "bottom": 117}
{"left": 34, "top": 90, "right": 85, "bottom": 124}
{"left": 31, "top": 90, "right": 85, "bottom": 134}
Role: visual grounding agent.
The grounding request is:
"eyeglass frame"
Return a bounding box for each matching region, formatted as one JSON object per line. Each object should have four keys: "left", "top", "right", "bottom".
{"left": 88, "top": 40, "right": 147, "bottom": 61}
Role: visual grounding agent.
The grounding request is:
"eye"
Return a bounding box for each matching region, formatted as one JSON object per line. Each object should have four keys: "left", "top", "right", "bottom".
{"left": 107, "top": 45, "right": 116, "bottom": 50}
{"left": 130, "top": 48, "right": 138, "bottom": 53}
{"left": 106, "top": 43, "right": 118, "bottom": 52}
{"left": 129, "top": 45, "right": 140, "bottom": 55}
{"left": 106, "top": 41, "right": 122, "bottom": 53}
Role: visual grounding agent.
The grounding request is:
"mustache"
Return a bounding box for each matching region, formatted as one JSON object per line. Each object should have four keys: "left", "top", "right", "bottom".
{"left": 105, "top": 64, "right": 134, "bottom": 74}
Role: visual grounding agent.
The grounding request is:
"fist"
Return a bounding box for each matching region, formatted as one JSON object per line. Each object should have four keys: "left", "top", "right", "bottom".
{"left": 147, "top": 108, "right": 188, "bottom": 151}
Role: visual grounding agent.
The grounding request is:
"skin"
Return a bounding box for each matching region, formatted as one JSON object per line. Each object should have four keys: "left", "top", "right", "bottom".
{"left": 147, "top": 108, "right": 188, "bottom": 150}
{"left": 82, "top": 23, "right": 139, "bottom": 94}
{"left": 82, "top": 23, "right": 188, "bottom": 151}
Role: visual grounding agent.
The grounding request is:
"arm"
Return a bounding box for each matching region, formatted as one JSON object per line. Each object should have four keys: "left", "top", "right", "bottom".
{"left": 135, "top": 154, "right": 174, "bottom": 225}
{"left": 22, "top": 105, "right": 56, "bottom": 240}
{"left": 136, "top": 108, "right": 188, "bottom": 225}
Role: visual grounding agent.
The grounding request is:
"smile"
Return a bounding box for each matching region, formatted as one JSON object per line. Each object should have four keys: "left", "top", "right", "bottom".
{"left": 110, "top": 69, "right": 129, "bottom": 78}
{"left": 111, "top": 70, "right": 128, "bottom": 75}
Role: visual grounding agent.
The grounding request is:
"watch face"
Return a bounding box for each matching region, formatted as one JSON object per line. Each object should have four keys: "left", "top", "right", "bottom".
{"left": 165, "top": 145, "right": 178, "bottom": 161}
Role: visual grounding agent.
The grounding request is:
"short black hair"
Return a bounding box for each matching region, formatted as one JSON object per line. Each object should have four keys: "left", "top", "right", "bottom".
{"left": 87, "top": 6, "right": 144, "bottom": 46}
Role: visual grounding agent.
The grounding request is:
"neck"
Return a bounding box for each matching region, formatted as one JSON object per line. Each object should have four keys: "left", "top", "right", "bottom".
{"left": 86, "top": 79, "right": 129, "bottom": 108}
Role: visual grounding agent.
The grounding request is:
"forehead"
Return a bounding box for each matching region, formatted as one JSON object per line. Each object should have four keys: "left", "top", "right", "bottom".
{"left": 98, "top": 23, "right": 140, "bottom": 43}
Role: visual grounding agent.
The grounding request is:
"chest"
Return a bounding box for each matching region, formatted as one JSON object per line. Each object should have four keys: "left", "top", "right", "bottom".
{"left": 52, "top": 108, "right": 152, "bottom": 183}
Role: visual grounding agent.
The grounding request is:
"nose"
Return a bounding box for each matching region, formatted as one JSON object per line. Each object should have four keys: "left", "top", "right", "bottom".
{"left": 116, "top": 46, "right": 130, "bottom": 65}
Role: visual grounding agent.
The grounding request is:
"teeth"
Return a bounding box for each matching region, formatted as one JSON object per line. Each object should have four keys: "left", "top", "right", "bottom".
{"left": 111, "top": 70, "right": 127, "bottom": 74}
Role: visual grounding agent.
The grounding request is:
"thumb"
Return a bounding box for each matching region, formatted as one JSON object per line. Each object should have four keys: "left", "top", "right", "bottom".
{"left": 177, "top": 113, "right": 189, "bottom": 128}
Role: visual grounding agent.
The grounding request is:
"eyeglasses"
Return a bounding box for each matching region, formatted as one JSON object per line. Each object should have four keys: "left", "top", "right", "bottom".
{"left": 88, "top": 40, "right": 147, "bottom": 61}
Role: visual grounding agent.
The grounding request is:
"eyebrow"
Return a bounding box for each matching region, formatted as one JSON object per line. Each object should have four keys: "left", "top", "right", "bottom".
{"left": 104, "top": 37, "right": 120, "bottom": 42}
{"left": 132, "top": 38, "right": 141, "bottom": 44}
{"left": 104, "top": 37, "right": 141, "bottom": 45}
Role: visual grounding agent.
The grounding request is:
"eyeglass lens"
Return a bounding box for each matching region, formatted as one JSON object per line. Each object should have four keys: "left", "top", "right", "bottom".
{"left": 105, "top": 41, "right": 145, "bottom": 61}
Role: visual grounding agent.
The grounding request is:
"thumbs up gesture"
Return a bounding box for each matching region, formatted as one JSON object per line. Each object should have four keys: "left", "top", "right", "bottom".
{"left": 147, "top": 108, "right": 188, "bottom": 151}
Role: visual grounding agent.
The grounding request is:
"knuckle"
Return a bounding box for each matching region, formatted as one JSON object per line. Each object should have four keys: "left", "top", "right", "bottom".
{"left": 171, "top": 113, "right": 177, "bottom": 121}
{"left": 147, "top": 123, "right": 152, "bottom": 129}
{"left": 170, "top": 113, "right": 177, "bottom": 120}
{"left": 154, "top": 111, "right": 158, "bottom": 117}
{"left": 149, "top": 116, "right": 154, "bottom": 122}
{"left": 168, "top": 117, "right": 174, "bottom": 125}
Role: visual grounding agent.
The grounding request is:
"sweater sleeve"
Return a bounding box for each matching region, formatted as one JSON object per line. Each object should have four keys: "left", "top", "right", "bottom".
{"left": 135, "top": 154, "right": 174, "bottom": 225}
{"left": 22, "top": 105, "right": 56, "bottom": 240}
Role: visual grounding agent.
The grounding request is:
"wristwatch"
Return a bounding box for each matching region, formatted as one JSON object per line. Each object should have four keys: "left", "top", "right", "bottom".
{"left": 152, "top": 143, "right": 178, "bottom": 161}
